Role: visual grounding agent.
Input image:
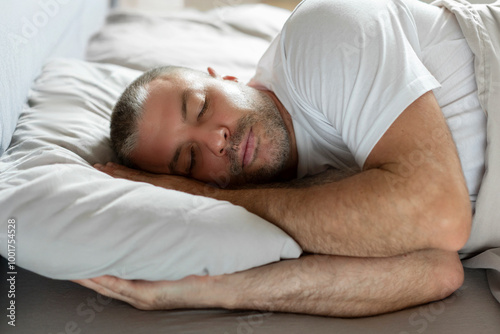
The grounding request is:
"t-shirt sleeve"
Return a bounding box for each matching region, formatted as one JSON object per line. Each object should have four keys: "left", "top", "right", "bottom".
{"left": 281, "top": 0, "right": 441, "bottom": 168}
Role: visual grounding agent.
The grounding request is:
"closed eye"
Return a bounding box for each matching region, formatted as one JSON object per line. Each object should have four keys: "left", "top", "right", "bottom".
{"left": 197, "top": 96, "right": 210, "bottom": 120}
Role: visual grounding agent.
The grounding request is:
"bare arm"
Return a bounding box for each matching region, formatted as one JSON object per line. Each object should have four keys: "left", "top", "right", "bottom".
{"left": 215, "top": 92, "right": 471, "bottom": 257}
{"left": 100, "top": 92, "right": 471, "bottom": 257}
{"left": 73, "top": 249, "right": 464, "bottom": 317}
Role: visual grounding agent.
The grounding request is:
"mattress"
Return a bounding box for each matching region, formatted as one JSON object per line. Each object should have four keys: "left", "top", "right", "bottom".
{"left": 1, "top": 256, "right": 499, "bottom": 333}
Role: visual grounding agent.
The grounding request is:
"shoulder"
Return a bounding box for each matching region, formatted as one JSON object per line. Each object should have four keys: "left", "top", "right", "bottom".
{"left": 278, "top": 0, "right": 406, "bottom": 101}
{"left": 280, "top": 0, "right": 409, "bottom": 61}
{"left": 285, "top": 0, "right": 396, "bottom": 32}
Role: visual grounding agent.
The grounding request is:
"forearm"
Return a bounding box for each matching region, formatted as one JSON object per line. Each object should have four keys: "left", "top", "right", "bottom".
{"left": 210, "top": 249, "right": 462, "bottom": 317}
{"left": 214, "top": 168, "right": 440, "bottom": 257}
{"left": 96, "top": 161, "right": 468, "bottom": 257}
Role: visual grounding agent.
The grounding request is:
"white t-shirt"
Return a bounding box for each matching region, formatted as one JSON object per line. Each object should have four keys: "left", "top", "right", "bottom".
{"left": 250, "top": 0, "right": 486, "bottom": 205}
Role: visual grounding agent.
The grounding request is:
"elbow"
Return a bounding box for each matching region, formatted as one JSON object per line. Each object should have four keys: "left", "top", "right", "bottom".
{"left": 440, "top": 212, "right": 472, "bottom": 252}
{"left": 431, "top": 250, "right": 465, "bottom": 301}
{"left": 429, "top": 192, "right": 472, "bottom": 252}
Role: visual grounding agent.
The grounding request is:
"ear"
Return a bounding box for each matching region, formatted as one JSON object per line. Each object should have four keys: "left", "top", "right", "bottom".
{"left": 222, "top": 75, "right": 238, "bottom": 83}
{"left": 207, "top": 67, "right": 238, "bottom": 82}
{"left": 207, "top": 67, "right": 221, "bottom": 79}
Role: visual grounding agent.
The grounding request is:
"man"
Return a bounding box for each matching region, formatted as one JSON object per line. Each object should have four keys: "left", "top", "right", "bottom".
{"left": 74, "top": 0, "right": 500, "bottom": 317}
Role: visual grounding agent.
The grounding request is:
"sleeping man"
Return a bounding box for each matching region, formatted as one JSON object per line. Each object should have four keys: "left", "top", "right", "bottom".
{"left": 74, "top": 0, "right": 500, "bottom": 317}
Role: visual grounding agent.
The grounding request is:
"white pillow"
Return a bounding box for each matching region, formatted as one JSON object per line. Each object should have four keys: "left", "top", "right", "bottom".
{"left": 86, "top": 5, "right": 292, "bottom": 83}
{"left": 0, "top": 59, "right": 302, "bottom": 280}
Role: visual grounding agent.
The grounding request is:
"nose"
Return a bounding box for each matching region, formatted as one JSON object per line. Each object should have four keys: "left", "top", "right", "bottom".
{"left": 206, "top": 126, "right": 229, "bottom": 157}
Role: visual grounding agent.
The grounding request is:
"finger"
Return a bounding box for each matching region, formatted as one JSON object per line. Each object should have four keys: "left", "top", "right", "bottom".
{"left": 104, "top": 162, "right": 127, "bottom": 170}
{"left": 72, "top": 278, "right": 124, "bottom": 300}
{"left": 94, "top": 163, "right": 118, "bottom": 177}
{"left": 92, "top": 276, "right": 159, "bottom": 308}
{"left": 72, "top": 278, "right": 126, "bottom": 300}
{"left": 108, "top": 164, "right": 161, "bottom": 184}
{"left": 105, "top": 162, "right": 143, "bottom": 176}
{"left": 113, "top": 169, "right": 153, "bottom": 183}
{"left": 94, "top": 163, "right": 113, "bottom": 175}
{"left": 74, "top": 277, "right": 151, "bottom": 310}
{"left": 95, "top": 163, "right": 140, "bottom": 180}
{"left": 91, "top": 275, "right": 139, "bottom": 298}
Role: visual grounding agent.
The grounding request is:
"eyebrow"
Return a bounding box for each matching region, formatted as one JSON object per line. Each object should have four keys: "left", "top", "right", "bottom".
{"left": 181, "top": 88, "right": 191, "bottom": 122}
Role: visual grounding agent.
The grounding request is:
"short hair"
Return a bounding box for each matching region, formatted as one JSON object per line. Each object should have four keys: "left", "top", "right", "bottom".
{"left": 110, "top": 66, "right": 186, "bottom": 166}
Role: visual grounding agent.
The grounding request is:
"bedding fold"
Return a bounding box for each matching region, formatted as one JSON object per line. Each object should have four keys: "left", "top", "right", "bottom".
{"left": 433, "top": 0, "right": 500, "bottom": 304}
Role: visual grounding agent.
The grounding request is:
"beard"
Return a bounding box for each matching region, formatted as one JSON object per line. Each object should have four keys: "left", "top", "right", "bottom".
{"left": 223, "top": 86, "right": 291, "bottom": 186}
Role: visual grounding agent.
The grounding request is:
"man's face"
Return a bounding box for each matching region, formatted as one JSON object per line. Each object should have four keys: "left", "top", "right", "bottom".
{"left": 129, "top": 68, "right": 293, "bottom": 187}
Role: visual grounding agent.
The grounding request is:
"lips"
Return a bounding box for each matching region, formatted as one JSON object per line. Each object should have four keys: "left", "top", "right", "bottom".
{"left": 241, "top": 127, "right": 255, "bottom": 168}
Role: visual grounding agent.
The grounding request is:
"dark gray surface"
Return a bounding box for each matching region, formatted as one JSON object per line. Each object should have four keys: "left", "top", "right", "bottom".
{"left": 1, "top": 256, "right": 499, "bottom": 334}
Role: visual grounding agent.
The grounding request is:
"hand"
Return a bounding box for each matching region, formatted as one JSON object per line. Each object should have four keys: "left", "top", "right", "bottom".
{"left": 72, "top": 274, "right": 213, "bottom": 311}
{"left": 94, "top": 162, "right": 212, "bottom": 196}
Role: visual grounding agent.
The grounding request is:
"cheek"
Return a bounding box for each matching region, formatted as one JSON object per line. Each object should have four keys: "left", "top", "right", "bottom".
{"left": 217, "top": 84, "right": 255, "bottom": 116}
{"left": 219, "top": 84, "right": 245, "bottom": 106}
{"left": 253, "top": 123, "right": 273, "bottom": 157}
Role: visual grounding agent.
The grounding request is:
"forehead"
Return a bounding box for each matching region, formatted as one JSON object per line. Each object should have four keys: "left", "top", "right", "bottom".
{"left": 128, "top": 76, "right": 183, "bottom": 172}
{"left": 144, "top": 70, "right": 209, "bottom": 119}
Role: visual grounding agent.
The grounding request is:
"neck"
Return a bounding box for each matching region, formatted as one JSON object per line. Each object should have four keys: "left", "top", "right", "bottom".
{"left": 259, "top": 89, "right": 299, "bottom": 181}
